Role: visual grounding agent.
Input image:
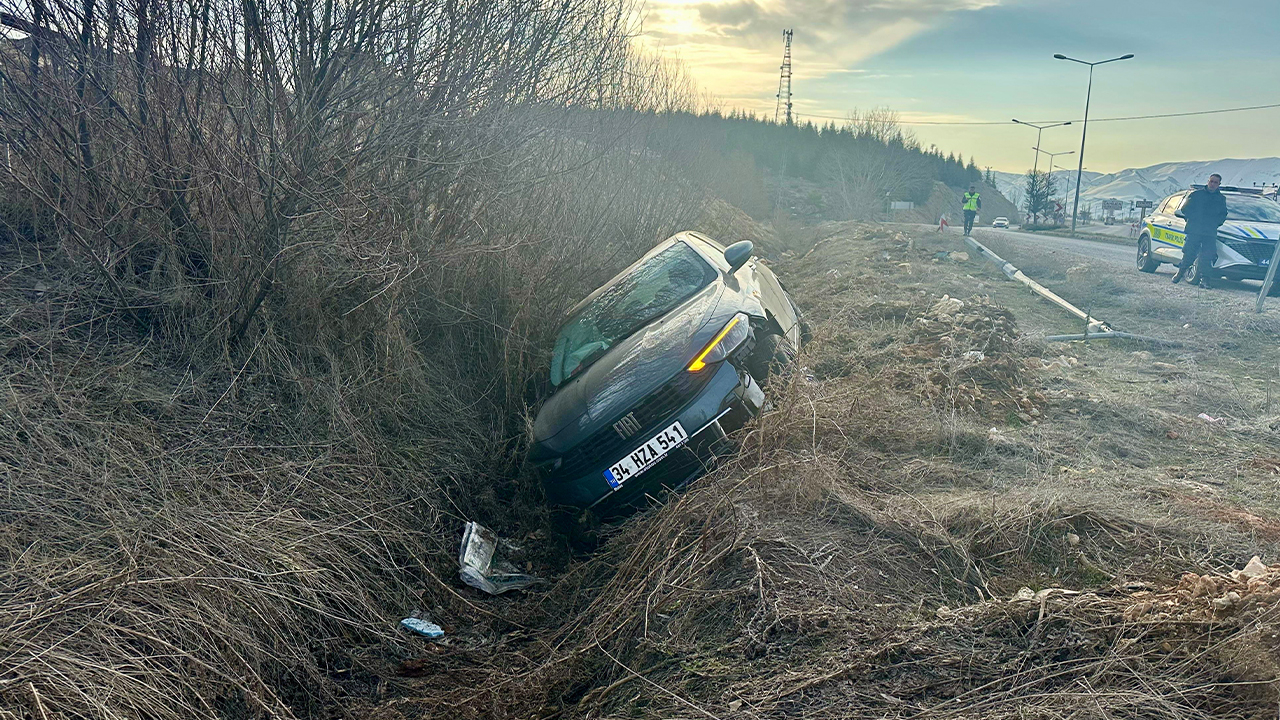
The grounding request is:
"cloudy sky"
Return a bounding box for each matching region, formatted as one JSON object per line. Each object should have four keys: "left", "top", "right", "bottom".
{"left": 639, "top": 0, "right": 1280, "bottom": 173}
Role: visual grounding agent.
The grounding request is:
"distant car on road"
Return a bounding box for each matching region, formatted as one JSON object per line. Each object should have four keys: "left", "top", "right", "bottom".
{"left": 1136, "top": 186, "right": 1280, "bottom": 291}
{"left": 529, "top": 232, "right": 805, "bottom": 512}
{"left": 991, "top": 217, "right": 1009, "bottom": 228}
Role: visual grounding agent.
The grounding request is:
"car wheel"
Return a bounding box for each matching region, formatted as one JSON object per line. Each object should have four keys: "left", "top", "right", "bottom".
{"left": 748, "top": 333, "right": 797, "bottom": 384}
{"left": 1183, "top": 257, "right": 1216, "bottom": 287}
{"left": 1136, "top": 235, "right": 1160, "bottom": 273}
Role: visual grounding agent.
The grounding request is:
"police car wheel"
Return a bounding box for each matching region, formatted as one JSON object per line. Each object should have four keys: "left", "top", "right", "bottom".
{"left": 1182, "top": 260, "right": 1199, "bottom": 285}
{"left": 1184, "top": 258, "right": 1217, "bottom": 287}
{"left": 1136, "top": 236, "right": 1159, "bottom": 273}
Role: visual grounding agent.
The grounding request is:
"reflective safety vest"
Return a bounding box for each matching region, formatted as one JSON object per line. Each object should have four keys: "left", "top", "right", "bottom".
{"left": 963, "top": 192, "right": 981, "bottom": 212}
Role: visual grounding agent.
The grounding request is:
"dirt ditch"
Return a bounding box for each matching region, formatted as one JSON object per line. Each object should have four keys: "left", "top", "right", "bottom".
{"left": 361, "top": 224, "right": 1280, "bottom": 719}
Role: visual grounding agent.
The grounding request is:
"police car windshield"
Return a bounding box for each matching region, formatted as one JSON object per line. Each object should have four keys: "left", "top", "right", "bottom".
{"left": 1225, "top": 194, "right": 1280, "bottom": 223}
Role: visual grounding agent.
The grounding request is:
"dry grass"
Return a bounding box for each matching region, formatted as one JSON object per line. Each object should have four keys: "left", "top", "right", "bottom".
{"left": 7, "top": 209, "right": 1280, "bottom": 720}
{"left": 0, "top": 182, "right": 785, "bottom": 720}
{"left": 0, "top": 232, "right": 503, "bottom": 719}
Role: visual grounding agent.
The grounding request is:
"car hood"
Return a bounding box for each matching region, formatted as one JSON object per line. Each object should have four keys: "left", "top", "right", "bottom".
{"left": 1220, "top": 220, "right": 1280, "bottom": 241}
{"left": 533, "top": 283, "right": 732, "bottom": 446}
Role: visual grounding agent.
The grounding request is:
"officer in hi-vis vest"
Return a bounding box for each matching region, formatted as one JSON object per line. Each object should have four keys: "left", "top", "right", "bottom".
{"left": 961, "top": 185, "right": 981, "bottom": 236}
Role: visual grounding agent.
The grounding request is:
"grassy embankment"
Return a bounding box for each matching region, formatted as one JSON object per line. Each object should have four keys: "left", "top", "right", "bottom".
{"left": 371, "top": 222, "right": 1280, "bottom": 720}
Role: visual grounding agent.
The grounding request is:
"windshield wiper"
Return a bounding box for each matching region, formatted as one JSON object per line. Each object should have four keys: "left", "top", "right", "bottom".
{"left": 564, "top": 314, "right": 662, "bottom": 382}
{"left": 566, "top": 344, "right": 612, "bottom": 381}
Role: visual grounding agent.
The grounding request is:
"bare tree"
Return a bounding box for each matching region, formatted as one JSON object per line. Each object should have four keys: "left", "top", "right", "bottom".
{"left": 819, "top": 110, "right": 929, "bottom": 220}
{"left": 1023, "top": 170, "right": 1057, "bottom": 226}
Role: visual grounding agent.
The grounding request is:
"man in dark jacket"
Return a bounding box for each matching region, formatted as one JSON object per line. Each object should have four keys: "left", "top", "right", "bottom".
{"left": 1172, "top": 173, "right": 1229, "bottom": 286}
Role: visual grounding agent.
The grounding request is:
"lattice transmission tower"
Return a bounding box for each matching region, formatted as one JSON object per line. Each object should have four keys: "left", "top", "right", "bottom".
{"left": 774, "top": 29, "right": 793, "bottom": 125}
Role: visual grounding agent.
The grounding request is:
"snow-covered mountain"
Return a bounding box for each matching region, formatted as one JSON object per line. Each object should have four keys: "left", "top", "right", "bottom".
{"left": 992, "top": 157, "right": 1280, "bottom": 206}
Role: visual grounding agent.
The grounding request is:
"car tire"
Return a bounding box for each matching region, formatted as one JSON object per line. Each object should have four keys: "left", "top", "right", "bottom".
{"left": 1183, "top": 256, "right": 1214, "bottom": 287}
{"left": 748, "top": 333, "right": 797, "bottom": 384}
{"left": 1136, "top": 235, "right": 1160, "bottom": 273}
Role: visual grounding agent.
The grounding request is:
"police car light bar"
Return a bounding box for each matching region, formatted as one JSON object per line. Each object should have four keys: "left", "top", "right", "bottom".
{"left": 1189, "top": 184, "right": 1263, "bottom": 194}
{"left": 1182, "top": 183, "right": 1264, "bottom": 194}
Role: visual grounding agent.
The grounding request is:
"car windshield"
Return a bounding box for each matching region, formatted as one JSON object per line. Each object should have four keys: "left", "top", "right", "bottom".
{"left": 550, "top": 242, "right": 717, "bottom": 387}
{"left": 1225, "top": 194, "right": 1280, "bottom": 223}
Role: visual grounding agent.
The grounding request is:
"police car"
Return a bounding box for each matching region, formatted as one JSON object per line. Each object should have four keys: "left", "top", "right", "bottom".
{"left": 1136, "top": 185, "right": 1280, "bottom": 291}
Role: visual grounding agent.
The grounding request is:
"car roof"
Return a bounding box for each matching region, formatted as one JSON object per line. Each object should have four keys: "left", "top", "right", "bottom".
{"left": 1162, "top": 186, "right": 1272, "bottom": 201}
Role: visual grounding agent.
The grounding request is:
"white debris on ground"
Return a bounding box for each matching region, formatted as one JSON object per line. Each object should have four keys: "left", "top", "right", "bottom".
{"left": 458, "top": 522, "right": 542, "bottom": 595}
{"left": 1040, "top": 356, "right": 1079, "bottom": 370}
{"left": 928, "top": 295, "right": 965, "bottom": 319}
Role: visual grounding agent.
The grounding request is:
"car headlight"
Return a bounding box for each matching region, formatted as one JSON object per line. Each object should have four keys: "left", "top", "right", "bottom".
{"left": 687, "top": 313, "right": 751, "bottom": 372}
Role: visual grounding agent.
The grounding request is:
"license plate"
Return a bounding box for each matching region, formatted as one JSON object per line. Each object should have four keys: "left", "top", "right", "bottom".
{"left": 603, "top": 420, "right": 688, "bottom": 490}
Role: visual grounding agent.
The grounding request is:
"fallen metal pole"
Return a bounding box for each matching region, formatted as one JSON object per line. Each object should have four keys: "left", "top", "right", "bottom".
{"left": 964, "top": 234, "right": 1110, "bottom": 333}
{"left": 1256, "top": 236, "right": 1280, "bottom": 313}
{"left": 1043, "top": 331, "right": 1183, "bottom": 346}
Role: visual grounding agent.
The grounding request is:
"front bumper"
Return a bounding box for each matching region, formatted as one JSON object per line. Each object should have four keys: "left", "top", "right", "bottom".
{"left": 1215, "top": 239, "right": 1275, "bottom": 279}
{"left": 1218, "top": 264, "right": 1271, "bottom": 281}
{"left": 540, "top": 360, "right": 766, "bottom": 510}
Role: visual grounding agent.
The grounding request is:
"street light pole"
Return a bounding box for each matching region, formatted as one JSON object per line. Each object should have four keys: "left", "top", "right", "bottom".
{"left": 1012, "top": 119, "right": 1072, "bottom": 176}
{"left": 1055, "top": 53, "right": 1134, "bottom": 235}
{"left": 1034, "top": 148, "right": 1075, "bottom": 170}
{"left": 1038, "top": 150, "right": 1074, "bottom": 221}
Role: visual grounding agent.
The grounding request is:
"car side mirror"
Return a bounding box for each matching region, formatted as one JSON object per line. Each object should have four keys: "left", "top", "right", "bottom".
{"left": 724, "top": 241, "right": 753, "bottom": 272}
{"left": 1174, "top": 211, "right": 1185, "bottom": 219}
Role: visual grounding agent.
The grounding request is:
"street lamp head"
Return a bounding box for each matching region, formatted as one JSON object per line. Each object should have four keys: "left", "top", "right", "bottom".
{"left": 1062, "top": 121, "right": 1072, "bottom": 126}
{"left": 1119, "top": 54, "right": 1134, "bottom": 60}
{"left": 1053, "top": 54, "right": 1067, "bottom": 60}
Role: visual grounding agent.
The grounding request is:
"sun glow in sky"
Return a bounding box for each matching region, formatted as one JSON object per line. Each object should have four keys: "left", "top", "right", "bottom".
{"left": 639, "top": 0, "right": 1280, "bottom": 173}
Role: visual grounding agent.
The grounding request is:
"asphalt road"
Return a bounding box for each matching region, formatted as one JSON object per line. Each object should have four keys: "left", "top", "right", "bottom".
{"left": 967, "top": 226, "right": 1134, "bottom": 266}
{"left": 965, "top": 225, "right": 1270, "bottom": 296}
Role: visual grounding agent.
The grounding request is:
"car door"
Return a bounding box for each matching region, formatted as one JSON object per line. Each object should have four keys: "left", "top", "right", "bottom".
{"left": 1149, "top": 192, "right": 1187, "bottom": 261}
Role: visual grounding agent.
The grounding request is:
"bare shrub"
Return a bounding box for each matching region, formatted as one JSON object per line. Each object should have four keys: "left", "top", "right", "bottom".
{"left": 0, "top": 1, "right": 712, "bottom": 718}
